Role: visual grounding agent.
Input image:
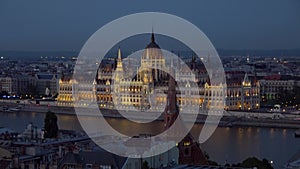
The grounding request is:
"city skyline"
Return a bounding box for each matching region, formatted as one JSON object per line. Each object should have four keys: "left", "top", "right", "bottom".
{"left": 0, "top": 1, "right": 300, "bottom": 169}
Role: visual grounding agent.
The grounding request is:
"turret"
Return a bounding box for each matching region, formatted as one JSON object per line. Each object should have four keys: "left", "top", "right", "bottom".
{"left": 242, "top": 72, "right": 251, "bottom": 87}
{"left": 114, "top": 47, "right": 124, "bottom": 83}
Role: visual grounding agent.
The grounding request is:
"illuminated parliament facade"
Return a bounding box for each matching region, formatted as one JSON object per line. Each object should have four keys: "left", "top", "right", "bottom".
{"left": 57, "top": 33, "right": 260, "bottom": 111}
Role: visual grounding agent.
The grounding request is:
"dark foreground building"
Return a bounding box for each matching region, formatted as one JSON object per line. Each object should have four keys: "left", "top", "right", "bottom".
{"left": 164, "top": 70, "right": 207, "bottom": 165}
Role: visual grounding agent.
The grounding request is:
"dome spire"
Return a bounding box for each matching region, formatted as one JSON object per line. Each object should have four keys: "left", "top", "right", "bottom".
{"left": 151, "top": 27, "right": 155, "bottom": 42}
{"left": 144, "top": 27, "right": 160, "bottom": 49}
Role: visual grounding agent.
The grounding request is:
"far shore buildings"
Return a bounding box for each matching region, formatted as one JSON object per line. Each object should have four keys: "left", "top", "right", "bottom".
{"left": 0, "top": 73, "right": 59, "bottom": 97}
{"left": 259, "top": 74, "right": 297, "bottom": 101}
{"left": 57, "top": 33, "right": 260, "bottom": 111}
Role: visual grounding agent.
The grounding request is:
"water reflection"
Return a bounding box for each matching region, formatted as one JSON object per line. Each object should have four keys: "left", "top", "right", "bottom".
{"left": 0, "top": 111, "right": 299, "bottom": 168}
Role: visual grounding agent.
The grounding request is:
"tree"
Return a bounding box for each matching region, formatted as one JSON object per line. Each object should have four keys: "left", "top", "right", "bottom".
{"left": 204, "top": 151, "right": 219, "bottom": 166}
{"left": 44, "top": 111, "right": 58, "bottom": 138}
{"left": 241, "top": 157, "right": 273, "bottom": 169}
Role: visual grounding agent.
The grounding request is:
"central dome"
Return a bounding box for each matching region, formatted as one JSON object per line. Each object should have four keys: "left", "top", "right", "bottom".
{"left": 142, "top": 32, "right": 164, "bottom": 60}
{"left": 140, "top": 32, "right": 166, "bottom": 82}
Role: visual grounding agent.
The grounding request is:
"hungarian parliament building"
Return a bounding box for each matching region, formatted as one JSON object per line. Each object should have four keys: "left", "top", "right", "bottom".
{"left": 57, "top": 33, "right": 260, "bottom": 112}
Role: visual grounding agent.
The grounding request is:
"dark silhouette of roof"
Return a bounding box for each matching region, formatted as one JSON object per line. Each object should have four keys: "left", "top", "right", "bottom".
{"left": 162, "top": 164, "right": 251, "bottom": 169}
{"left": 59, "top": 151, "right": 127, "bottom": 169}
{"left": 36, "top": 74, "right": 56, "bottom": 80}
{"left": 145, "top": 32, "right": 161, "bottom": 49}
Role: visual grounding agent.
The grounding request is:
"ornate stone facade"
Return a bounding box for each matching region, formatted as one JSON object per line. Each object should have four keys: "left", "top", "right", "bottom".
{"left": 57, "top": 33, "right": 260, "bottom": 111}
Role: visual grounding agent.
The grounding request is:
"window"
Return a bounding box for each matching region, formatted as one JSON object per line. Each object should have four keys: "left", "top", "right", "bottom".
{"left": 184, "top": 147, "right": 190, "bottom": 156}
{"left": 100, "top": 165, "right": 111, "bottom": 169}
{"left": 184, "top": 142, "right": 190, "bottom": 146}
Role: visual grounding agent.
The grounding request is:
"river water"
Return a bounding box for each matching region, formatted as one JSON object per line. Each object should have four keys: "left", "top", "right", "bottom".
{"left": 0, "top": 111, "right": 299, "bottom": 169}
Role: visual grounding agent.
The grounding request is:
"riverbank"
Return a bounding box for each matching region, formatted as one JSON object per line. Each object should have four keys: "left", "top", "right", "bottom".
{"left": 1, "top": 101, "right": 300, "bottom": 130}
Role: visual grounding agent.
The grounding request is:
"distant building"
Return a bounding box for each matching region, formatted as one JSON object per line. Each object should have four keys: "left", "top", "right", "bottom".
{"left": 226, "top": 73, "right": 260, "bottom": 110}
{"left": 58, "top": 151, "right": 127, "bottom": 169}
{"left": 57, "top": 78, "right": 76, "bottom": 106}
{"left": 259, "top": 78, "right": 295, "bottom": 101}
{"left": 204, "top": 73, "right": 260, "bottom": 111}
{"left": 0, "top": 77, "right": 17, "bottom": 95}
{"left": 35, "top": 73, "right": 59, "bottom": 96}
{"left": 0, "top": 75, "right": 36, "bottom": 96}
{"left": 20, "top": 123, "right": 44, "bottom": 141}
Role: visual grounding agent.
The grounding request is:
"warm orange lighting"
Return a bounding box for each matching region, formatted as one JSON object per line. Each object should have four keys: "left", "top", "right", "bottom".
{"left": 184, "top": 142, "right": 190, "bottom": 146}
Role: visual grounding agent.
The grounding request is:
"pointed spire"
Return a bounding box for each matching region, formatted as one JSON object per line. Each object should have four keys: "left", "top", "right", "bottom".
{"left": 243, "top": 72, "right": 249, "bottom": 82}
{"left": 151, "top": 27, "right": 155, "bottom": 42}
{"left": 242, "top": 72, "right": 251, "bottom": 87}
{"left": 116, "top": 47, "right": 123, "bottom": 72}
{"left": 118, "top": 47, "right": 122, "bottom": 60}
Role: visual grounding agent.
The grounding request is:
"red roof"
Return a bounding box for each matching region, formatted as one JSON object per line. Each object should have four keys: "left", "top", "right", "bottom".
{"left": 264, "top": 74, "right": 281, "bottom": 80}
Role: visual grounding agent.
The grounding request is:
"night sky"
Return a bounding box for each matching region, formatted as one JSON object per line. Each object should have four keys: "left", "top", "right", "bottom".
{"left": 0, "top": 0, "right": 299, "bottom": 51}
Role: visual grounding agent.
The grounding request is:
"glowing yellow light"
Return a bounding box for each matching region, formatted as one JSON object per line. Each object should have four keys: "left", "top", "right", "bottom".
{"left": 184, "top": 142, "right": 190, "bottom": 146}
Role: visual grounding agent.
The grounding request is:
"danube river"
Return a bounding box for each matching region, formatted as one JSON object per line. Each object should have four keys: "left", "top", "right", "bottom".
{"left": 0, "top": 111, "right": 299, "bottom": 169}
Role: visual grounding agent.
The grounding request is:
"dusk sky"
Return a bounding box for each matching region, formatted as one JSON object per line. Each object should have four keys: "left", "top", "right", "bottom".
{"left": 0, "top": 0, "right": 299, "bottom": 51}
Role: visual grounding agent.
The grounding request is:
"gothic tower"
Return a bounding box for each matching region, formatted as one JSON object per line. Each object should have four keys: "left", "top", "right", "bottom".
{"left": 113, "top": 47, "right": 124, "bottom": 107}
{"left": 114, "top": 47, "right": 124, "bottom": 84}
{"left": 164, "top": 68, "right": 208, "bottom": 165}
